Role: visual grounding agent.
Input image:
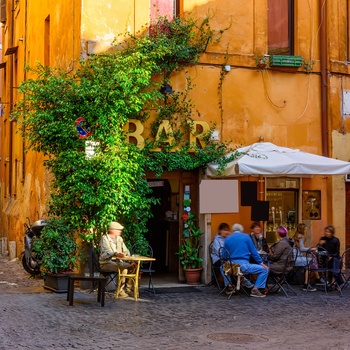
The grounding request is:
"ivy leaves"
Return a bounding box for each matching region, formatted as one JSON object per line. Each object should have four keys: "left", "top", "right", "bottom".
{"left": 16, "top": 15, "right": 233, "bottom": 246}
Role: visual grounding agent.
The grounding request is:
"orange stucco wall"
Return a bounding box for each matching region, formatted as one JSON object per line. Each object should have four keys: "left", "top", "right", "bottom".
{"left": 0, "top": 0, "right": 81, "bottom": 255}
{"left": 1, "top": 0, "right": 350, "bottom": 258}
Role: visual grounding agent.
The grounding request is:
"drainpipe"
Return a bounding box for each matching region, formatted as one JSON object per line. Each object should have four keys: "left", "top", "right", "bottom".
{"left": 8, "top": 0, "right": 15, "bottom": 195}
{"left": 22, "top": 0, "right": 28, "bottom": 182}
{"left": 320, "top": 0, "right": 328, "bottom": 157}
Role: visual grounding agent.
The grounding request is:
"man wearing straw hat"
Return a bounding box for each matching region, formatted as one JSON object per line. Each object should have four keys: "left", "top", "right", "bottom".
{"left": 99, "top": 221, "right": 135, "bottom": 298}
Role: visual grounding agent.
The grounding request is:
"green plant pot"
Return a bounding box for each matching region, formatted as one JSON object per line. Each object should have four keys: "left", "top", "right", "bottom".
{"left": 43, "top": 274, "right": 69, "bottom": 293}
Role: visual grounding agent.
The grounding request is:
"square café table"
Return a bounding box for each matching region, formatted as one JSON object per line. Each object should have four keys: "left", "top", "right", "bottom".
{"left": 67, "top": 274, "right": 106, "bottom": 306}
{"left": 116, "top": 255, "right": 155, "bottom": 301}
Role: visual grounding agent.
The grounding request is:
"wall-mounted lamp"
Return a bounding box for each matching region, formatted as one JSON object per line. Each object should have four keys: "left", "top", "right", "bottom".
{"left": 19, "top": 38, "right": 23, "bottom": 42}
{"left": 160, "top": 84, "right": 173, "bottom": 95}
{"left": 223, "top": 65, "right": 231, "bottom": 72}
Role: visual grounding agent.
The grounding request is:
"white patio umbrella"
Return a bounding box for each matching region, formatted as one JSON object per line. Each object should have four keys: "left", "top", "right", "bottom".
{"left": 206, "top": 142, "right": 350, "bottom": 176}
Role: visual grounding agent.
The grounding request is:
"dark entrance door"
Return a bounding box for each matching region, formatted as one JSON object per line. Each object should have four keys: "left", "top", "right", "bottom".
{"left": 146, "top": 179, "right": 177, "bottom": 273}
{"left": 146, "top": 170, "right": 199, "bottom": 280}
{"left": 145, "top": 170, "right": 199, "bottom": 280}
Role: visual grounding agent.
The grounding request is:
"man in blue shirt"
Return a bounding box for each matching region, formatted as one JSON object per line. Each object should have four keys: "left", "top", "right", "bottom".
{"left": 224, "top": 223, "right": 269, "bottom": 298}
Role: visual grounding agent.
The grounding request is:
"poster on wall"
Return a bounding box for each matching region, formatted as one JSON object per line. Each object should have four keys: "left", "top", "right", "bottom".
{"left": 199, "top": 180, "right": 238, "bottom": 213}
{"left": 302, "top": 190, "right": 321, "bottom": 220}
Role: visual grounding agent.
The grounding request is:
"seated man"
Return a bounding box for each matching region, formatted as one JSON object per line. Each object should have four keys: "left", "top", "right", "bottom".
{"left": 224, "top": 223, "right": 269, "bottom": 298}
{"left": 99, "top": 221, "right": 135, "bottom": 298}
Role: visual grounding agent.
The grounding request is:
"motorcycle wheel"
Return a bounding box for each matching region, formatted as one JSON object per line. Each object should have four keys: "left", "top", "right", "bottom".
{"left": 21, "top": 254, "right": 40, "bottom": 275}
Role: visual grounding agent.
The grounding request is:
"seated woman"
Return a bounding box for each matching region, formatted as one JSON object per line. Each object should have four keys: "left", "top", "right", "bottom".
{"left": 268, "top": 226, "right": 294, "bottom": 274}
{"left": 292, "top": 223, "right": 318, "bottom": 291}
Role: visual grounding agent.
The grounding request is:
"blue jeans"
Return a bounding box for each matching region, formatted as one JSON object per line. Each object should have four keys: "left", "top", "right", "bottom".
{"left": 232, "top": 259, "right": 269, "bottom": 289}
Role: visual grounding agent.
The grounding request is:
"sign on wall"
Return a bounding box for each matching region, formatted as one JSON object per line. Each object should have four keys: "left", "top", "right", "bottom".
{"left": 199, "top": 180, "right": 238, "bottom": 214}
{"left": 302, "top": 190, "right": 321, "bottom": 220}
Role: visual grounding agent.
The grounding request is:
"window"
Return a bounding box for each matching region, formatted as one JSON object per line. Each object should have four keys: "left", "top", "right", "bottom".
{"left": 150, "top": 0, "right": 181, "bottom": 21}
{"left": 268, "top": 0, "right": 294, "bottom": 55}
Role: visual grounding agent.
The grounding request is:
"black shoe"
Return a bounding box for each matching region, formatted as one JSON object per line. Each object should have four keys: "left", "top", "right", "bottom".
{"left": 315, "top": 278, "right": 325, "bottom": 285}
{"left": 303, "top": 284, "right": 317, "bottom": 292}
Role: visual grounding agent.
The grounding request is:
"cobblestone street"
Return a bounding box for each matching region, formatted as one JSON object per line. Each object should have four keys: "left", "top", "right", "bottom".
{"left": 1, "top": 258, "right": 350, "bottom": 350}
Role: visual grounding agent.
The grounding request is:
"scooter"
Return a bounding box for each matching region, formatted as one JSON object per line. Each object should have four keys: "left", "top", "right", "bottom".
{"left": 21, "top": 218, "right": 47, "bottom": 276}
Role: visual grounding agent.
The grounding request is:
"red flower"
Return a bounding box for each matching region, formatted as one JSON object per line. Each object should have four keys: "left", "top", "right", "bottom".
{"left": 182, "top": 214, "right": 189, "bottom": 221}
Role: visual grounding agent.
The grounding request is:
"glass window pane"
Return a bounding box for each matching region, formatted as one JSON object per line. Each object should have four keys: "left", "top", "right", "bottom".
{"left": 268, "top": 0, "right": 291, "bottom": 55}
{"left": 150, "top": 0, "right": 175, "bottom": 20}
{"left": 266, "top": 190, "right": 298, "bottom": 243}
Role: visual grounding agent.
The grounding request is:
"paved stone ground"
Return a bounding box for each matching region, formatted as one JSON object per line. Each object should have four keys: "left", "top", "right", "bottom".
{"left": 1, "top": 258, "right": 350, "bottom": 350}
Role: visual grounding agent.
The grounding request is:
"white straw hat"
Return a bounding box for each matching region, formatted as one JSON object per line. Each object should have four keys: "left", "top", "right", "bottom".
{"left": 109, "top": 221, "right": 124, "bottom": 230}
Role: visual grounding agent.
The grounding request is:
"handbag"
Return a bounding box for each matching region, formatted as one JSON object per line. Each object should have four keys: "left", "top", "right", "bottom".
{"left": 309, "top": 253, "right": 319, "bottom": 270}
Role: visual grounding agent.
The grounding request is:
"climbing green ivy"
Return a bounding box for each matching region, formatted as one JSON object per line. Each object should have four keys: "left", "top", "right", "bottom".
{"left": 15, "top": 15, "right": 236, "bottom": 247}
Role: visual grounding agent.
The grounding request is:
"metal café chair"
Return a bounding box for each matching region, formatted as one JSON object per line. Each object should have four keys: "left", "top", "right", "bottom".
{"left": 268, "top": 248, "right": 297, "bottom": 297}
{"left": 208, "top": 241, "right": 222, "bottom": 291}
{"left": 327, "top": 253, "right": 344, "bottom": 296}
{"left": 218, "top": 246, "right": 238, "bottom": 298}
{"left": 217, "top": 247, "right": 250, "bottom": 299}
{"left": 290, "top": 247, "right": 308, "bottom": 286}
{"left": 306, "top": 246, "right": 329, "bottom": 294}
{"left": 91, "top": 246, "right": 118, "bottom": 293}
{"left": 131, "top": 242, "right": 156, "bottom": 295}
{"left": 340, "top": 248, "right": 350, "bottom": 291}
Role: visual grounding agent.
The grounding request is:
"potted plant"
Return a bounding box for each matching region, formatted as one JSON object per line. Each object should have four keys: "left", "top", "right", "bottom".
{"left": 177, "top": 201, "right": 204, "bottom": 284}
{"left": 33, "top": 217, "right": 78, "bottom": 293}
{"left": 254, "top": 55, "right": 268, "bottom": 69}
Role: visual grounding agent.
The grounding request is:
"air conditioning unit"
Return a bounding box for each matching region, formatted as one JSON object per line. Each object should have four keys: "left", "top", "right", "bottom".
{"left": 345, "top": 174, "right": 350, "bottom": 182}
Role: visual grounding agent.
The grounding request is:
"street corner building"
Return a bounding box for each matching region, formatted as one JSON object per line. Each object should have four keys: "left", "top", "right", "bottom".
{"left": 1, "top": 0, "right": 350, "bottom": 285}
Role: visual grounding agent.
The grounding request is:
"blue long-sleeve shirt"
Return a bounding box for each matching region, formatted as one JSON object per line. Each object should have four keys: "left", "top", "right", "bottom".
{"left": 224, "top": 231, "right": 263, "bottom": 264}
{"left": 211, "top": 233, "right": 226, "bottom": 264}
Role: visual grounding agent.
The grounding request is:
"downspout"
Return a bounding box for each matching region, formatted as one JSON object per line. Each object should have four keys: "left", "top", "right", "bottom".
{"left": 22, "top": 0, "right": 28, "bottom": 182}
{"left": 8, "top": 0, "right": 15, "bottom": 196}
{"left": 320, "top": 0, "right": 328, "bottom": 157}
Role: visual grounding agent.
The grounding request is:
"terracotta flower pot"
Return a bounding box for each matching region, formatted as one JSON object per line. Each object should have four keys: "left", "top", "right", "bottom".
{"left": 184, "top": 267, "right": 202, "bottom": 285}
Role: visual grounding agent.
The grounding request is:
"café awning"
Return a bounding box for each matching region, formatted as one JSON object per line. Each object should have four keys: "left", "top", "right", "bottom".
{"left": 206, "top": 142, "right": 350, "bottom": 176}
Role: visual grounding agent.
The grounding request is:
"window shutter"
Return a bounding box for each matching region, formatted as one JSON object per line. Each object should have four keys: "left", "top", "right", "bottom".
{"left": 0, "top": 0, "right": 6, "bottom": 23}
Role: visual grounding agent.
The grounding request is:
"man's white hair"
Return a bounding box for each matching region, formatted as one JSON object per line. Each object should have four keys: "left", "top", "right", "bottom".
{"left": 232, "top": 223, "right": 244, "bottom": 232}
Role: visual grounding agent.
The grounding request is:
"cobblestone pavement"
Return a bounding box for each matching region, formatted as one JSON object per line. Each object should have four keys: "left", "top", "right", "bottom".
{"left": 1, "top": 258, "right": 350, "bottom": 350}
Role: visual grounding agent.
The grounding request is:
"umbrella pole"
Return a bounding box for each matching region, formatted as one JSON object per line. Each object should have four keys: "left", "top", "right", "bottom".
{"left": 258, "top": 175, "right": 265, "bottom": 201}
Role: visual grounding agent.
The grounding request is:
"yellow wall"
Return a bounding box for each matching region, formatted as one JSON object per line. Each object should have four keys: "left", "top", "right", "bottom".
{"left": 80, "top": 0, "right": 150, "bottom": 56}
